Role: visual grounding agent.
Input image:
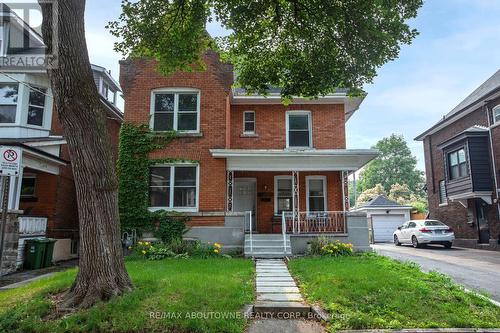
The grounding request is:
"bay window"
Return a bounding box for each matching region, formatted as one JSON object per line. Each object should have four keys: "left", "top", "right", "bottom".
{"left": 151, "top": 89, "right": 200, "bottom": 132}
{"left": 448, "top": 148, "right": 468, "bottom": 180}
{"left": 306, "top": 176, "right": 327, "bottom": 212}
{"left": 149, "top": 165, "right": 198, "bottom": 210}
{"left": 286, "top": 111, "right": 312, "bottom": 148}
{"left": 0, "top": 83, "right": 18, "bottom": 123}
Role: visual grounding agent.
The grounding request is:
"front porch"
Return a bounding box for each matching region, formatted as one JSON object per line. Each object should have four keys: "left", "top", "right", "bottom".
{"left": 211, "top": 148, "right": 378, "bottom": 257}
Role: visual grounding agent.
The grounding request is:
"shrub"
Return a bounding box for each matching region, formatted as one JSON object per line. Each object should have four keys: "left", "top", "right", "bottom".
{"left": 308, "top": 236, "right": 331, "bottom": 255}
{"left": 130, "top": 241, "right": 175, "bottom": 260}
{"left": 320, "top": 241, "right": 353, "bottom": 257}
{"left": 188, "top": 241, "right": 224, "bottom": 258}
{"left": 153, "top": 211, "right": 190, "bottom": 244}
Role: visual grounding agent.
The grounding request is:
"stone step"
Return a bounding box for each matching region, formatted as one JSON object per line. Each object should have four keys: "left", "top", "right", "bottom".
{"left": 256, "top": 281, "right": 297, "bottom": 287}
{"left": 253, "top": 302, "right": 310, "bottom": 316}
{"left": 257, "top": 293, "right": 304, "bottom": 302}
{"left": 245, "top": 253, "right": 291, "bottom": 259}
{"left": 256, "top": 273, "right": 292, "bottom": 278}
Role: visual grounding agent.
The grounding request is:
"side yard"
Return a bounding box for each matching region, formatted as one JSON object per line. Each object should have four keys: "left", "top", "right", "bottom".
{"left": 0, "top": 258, "right": 254, "bottom": 333}
{"left": 288, "top": 254, "right": 500, "bottom": 332}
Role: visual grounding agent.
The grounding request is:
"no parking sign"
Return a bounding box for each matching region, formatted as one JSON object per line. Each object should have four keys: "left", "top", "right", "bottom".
{"left": 0, "top": 146, "right": 21, "bottom": 176}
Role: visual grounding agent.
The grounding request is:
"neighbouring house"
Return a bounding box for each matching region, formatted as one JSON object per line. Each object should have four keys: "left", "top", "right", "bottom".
{"left": 352, "top": 195, "right": 412, "bottom": 243}
{"left": 415, "top": 70, "right": 500, "bottom": 250}
{"left": 0, "top": 4, "right": 123, "bottom": 275}
{"left": 120, "top": 52, "right": 378, "bottom": 257}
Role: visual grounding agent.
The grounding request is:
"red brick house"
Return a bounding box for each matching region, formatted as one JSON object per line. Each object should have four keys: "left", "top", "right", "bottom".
{"left": 415, "top": 70, "right": 500, "bottom": 250}
{"left": 120, "top": 52, "right": 377, "bottom": 257}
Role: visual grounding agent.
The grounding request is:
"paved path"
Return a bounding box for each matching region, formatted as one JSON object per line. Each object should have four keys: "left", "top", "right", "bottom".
{"left": 254, "top": 259, "right": 310, "bottom": 315}
{"left": 373, "top": 243, "right": 500, "bottom": 302}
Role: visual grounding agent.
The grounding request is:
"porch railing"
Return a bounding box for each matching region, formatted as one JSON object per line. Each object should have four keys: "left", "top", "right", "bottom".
{"left": 282, "top": 211, "right": 347, "bottom": 234}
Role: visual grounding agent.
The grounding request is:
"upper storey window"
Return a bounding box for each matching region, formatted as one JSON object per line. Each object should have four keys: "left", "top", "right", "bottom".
{"left": 286, "top": 111, "right": 312, "bottom": 148}
{"left": 0, "top": 83, "right": 18, "bottom": 123}
{"left": 448, "top": 148, "right": 468, "bottom": 180}
{"left": 151, "top": 89, "right": 200, "bottom": 132}
{"left": 27, "top": 87, "right": 47, "bottom": 126}
{"left": 493, "top": 105, "right": 500, "bottom": 124}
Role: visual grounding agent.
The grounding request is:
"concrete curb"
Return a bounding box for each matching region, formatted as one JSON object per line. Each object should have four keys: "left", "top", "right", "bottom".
{"left": 463, "top": 288, "right": 500, "bottom": 308}
{"left": 0, "top": 272, "right": 56, "bottom": 290}
{"left": 339, "top": 329, "right": 500, "bottom": 333}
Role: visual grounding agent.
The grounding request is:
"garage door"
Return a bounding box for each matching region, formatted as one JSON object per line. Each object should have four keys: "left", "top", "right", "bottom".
{"left": 372, "top": 214, "right": 406, "bottom": 243}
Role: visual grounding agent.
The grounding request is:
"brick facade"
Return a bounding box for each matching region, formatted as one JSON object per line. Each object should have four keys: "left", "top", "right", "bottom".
{"left": 422, "top": 95, "right": 500, "bottom": 249}
{"left": 120, "top": 53, "right": 350, "bottom": 233}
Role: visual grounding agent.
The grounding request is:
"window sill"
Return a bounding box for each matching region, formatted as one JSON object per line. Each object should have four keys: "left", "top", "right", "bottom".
{"left": 176, "top": 132, "right": 203, "bottom": 138}
{"left": 438, "top": 203, "right": 448, "bottom": 207}
{"left": 148, "top": 207, "right": 198, "bottom": 213}
{"left": 240, "top": 133, "right": 258, "bottom": 138}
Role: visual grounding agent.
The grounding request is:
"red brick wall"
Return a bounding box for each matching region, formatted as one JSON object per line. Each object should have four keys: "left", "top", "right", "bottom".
{"left": 422, "top": 97, "right": 500, "bottom": 244}
{"left": 230, "top": 104, "right": 346, "bottom": 149}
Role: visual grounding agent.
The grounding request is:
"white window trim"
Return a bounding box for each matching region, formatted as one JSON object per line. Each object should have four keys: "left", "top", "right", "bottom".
{"left": 243, "top": 110, "right": 256, "bottom": 134}
{"left": 148, "top": 163, "right": 200, "bottom": 212}
{"left": 493, "top": 105, "right": 500, "bottom": 124}
{"left": 274, "top": 175, "right": 293, "bottom": 215}
{"left": 150, "top": 87, "right": 201, "bottom": 133}
{"left": 285, "top": 110, "right": 313, "bottom": 149}
{"left": 26, "top": 86, "right": 47, "bottom": 127}
{"left": 0, "top": 81, "right": 19, "bottom": 125}
{"left": 306, "top": 176, "right": 328, "bottom": 212}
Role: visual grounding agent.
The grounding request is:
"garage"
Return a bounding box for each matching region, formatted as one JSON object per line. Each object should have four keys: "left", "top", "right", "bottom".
{"left": 372, "top": 214, "right": 407, "bottom": 242}
{"left": 353, "top": 195, "right": 412, "bottom": 243}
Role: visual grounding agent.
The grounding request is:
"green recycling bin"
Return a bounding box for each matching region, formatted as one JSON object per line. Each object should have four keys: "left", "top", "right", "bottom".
{"left": 43, "top": 238, "right": 57, "bottom": 268}
{"left": 24, "top": 238, "right": 47, "bottom": 270}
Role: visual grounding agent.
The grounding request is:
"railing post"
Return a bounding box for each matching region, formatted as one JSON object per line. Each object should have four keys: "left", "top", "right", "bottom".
{"left": 281, "top": 211, "right": 286, "bottom": 253}
{"left": 249, "top": 211, "right": 253, "bottom": 253}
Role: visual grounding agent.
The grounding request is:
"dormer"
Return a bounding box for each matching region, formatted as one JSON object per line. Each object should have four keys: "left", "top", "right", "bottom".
{"left": 91, "top": 64, "right": 121, "bottom": 107}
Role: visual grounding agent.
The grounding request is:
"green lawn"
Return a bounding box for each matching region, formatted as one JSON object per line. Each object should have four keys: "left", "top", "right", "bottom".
{"left": 0, "top": 258, "right": 254, "bottom": 333}
{"left": 288, "top": 254, "right": 500, "bottom": 331}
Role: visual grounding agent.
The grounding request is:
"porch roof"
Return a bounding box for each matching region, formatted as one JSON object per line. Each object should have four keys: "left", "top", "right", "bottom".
{"left": 210, "top": 149, "right": 378, "bottom": 171}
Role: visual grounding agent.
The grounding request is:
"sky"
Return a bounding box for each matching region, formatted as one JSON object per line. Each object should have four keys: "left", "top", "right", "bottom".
{"left": 84, "top": 0, "right": 500, "bottom": 170}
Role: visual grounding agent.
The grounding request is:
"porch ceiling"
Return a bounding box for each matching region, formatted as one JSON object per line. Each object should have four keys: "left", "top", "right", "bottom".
{"left": 210, "top": 149, "right": 378, "bottom": 171}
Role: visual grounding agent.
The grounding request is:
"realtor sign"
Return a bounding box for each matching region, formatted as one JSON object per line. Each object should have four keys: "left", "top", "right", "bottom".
{"left": 0, "top": 146, "right": 22, "bottom": 176}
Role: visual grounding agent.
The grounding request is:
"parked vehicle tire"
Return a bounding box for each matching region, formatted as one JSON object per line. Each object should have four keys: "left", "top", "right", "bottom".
{"left": 444, "top": 242, "right": 452, "bottom": 249}
{"left": 412, "top": 235, "right": 420, "bottom": 248}
{"left": 394, "top": 235, "right": 401, "bottom": 246}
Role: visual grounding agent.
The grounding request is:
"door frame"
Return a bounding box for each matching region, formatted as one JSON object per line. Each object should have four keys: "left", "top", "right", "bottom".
{"left": 234, "top": 178, "right": 257, "bottom": 229}
{"left": 475, "top": 199, "right": 490, "bottom": 244}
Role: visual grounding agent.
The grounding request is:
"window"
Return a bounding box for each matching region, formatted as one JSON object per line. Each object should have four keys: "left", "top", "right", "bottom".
{"left": 424, "top": 220, "right": 446, "bottom": 226}
{"left": 151, "top": 90, "right": 200, "bottom": 132}
{"left": 20, "top": 175, "right": 36, "bottom": 197}
{"left": 494, "top": 105, "right": 500, "bottom": 124}
{"left": 448, "top": 148, "right": 468, "bottom": 180}
{"left": 275, "top": 176, "right": 293, "bottom": 214}
{"left": 0, "top": 83, "right": 18, "bottom": 123}
{"left": 149, "top": 165, "right": 198, "bottom": 210}
{"left": 408, "top": 222, "right": 417, "bottom": 228}
{"left": 286, "top": 111, "right": 311, "bottom": 148}
{"left": 102, "top": 82, "right": 116, "bottom": 104}
{"left": 243, "top": 111, "right": 255, "bottom": 134}
{"left": 439, "top": 180, "right": 447, "bottom": 205}
{"left": 27, "top": 87, "right": 46, "bottom": 126}
{"left": 306, "top": 176, "right": 327, "bottom": 212}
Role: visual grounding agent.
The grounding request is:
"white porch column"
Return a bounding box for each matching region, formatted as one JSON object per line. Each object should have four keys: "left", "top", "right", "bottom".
{"left": 226, "top": 170, "right": 234, "bottom": 212}
{"left": 292, "top": 171, "right": 299, "bottom": 228}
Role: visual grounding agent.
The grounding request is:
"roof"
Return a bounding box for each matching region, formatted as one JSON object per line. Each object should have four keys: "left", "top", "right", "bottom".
{"left": 91, "top": 64, "right": 122, "bottom": 92}
{"left": 437, "top": 125, "right": 489, "bottom": 149}
{"left": 0, "top": 140, "right": 68, "bottom": 165}
{"left": 415, "top": 70, "right": 500, "bottom": 141}
{"left": 357, "top": 195, "right": 412, "bottom": 209}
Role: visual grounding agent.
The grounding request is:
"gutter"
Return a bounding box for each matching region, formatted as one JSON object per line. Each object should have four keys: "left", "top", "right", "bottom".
{"left": 485, "top": 103, "right": 500, "bottom": 218}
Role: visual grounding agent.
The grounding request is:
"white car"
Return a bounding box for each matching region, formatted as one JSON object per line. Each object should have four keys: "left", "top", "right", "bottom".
{"left": 393, "top": 220, "right": 455, "bottom": 248}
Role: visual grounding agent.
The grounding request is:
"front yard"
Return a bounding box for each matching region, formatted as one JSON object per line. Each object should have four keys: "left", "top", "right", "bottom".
{"left": 0, "top": 257, "right": 254, "bottom": 333}
{"left": 288, "top": 254, "right": 500, "bottom": 331}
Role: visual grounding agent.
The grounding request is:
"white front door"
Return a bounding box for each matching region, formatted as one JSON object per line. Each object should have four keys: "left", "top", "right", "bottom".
{"left": 233, "top": 179, "right": 256, "bottom": 230}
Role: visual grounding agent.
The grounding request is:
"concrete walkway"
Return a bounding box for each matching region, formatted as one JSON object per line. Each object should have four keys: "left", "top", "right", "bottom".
{"left": 254, "top": 259, "right": 309, "bottom": 315}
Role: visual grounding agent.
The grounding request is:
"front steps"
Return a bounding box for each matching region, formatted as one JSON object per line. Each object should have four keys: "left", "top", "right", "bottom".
{"left": 244, "top": 234, "right": 292, "bottom": 258}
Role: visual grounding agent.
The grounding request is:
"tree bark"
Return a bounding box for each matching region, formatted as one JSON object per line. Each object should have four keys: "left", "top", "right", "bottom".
{"left": 39, "top": 0, "right": 132, "bottom": 308}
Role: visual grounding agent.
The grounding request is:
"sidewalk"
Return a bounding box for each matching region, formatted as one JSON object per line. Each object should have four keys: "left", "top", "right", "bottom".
{"left": 0, "top": 259, "right": 77, "bottom": 289}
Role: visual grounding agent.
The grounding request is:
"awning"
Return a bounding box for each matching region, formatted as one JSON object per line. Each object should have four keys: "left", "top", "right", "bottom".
{"left": 448, "top": 191, "right": 493, "bottom": 207}
{"left": 210, "top": 149, "right": 378, "bottom": 171}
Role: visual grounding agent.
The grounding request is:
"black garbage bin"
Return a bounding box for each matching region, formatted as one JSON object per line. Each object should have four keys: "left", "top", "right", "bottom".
{"left": 24, "top": 239, "right": 46, "bottom": 270}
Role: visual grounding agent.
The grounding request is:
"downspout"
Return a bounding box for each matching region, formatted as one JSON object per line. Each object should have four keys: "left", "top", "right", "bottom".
{"left": 484, "top": 103, "right": 500, "bottom": 218}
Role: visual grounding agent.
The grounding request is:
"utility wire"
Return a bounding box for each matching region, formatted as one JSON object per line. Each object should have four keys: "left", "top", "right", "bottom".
{"left": 0, "top": 70, "right": 53, "bottom": 98}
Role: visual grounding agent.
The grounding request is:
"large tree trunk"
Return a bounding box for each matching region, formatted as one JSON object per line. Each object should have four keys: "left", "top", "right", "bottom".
{"left": 39, "top": 0, "right": 132, "bottom": 308}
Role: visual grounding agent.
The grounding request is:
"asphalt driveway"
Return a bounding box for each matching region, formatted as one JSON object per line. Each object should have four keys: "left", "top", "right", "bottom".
{"left": 372, "top": 243, "right": 500, "bottom": 303}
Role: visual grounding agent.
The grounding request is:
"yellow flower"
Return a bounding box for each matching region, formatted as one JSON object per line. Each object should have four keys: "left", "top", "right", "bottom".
{"left": 128, "top": 246, "right": 132, "bottom": 250}
{"left": 141, "top": 250, "right": 147, "bottom": 255}
{"left": 138, "top": 241, "right": 143, "bottom": 245}
{"left": 214, "top": 243, "right": 222, "bottom": 248}
{"left": 214, "top": 249, "right": 219, "bottom": 253}
{"left": 145, "top": 242, "right": 150, "bottom": 246}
